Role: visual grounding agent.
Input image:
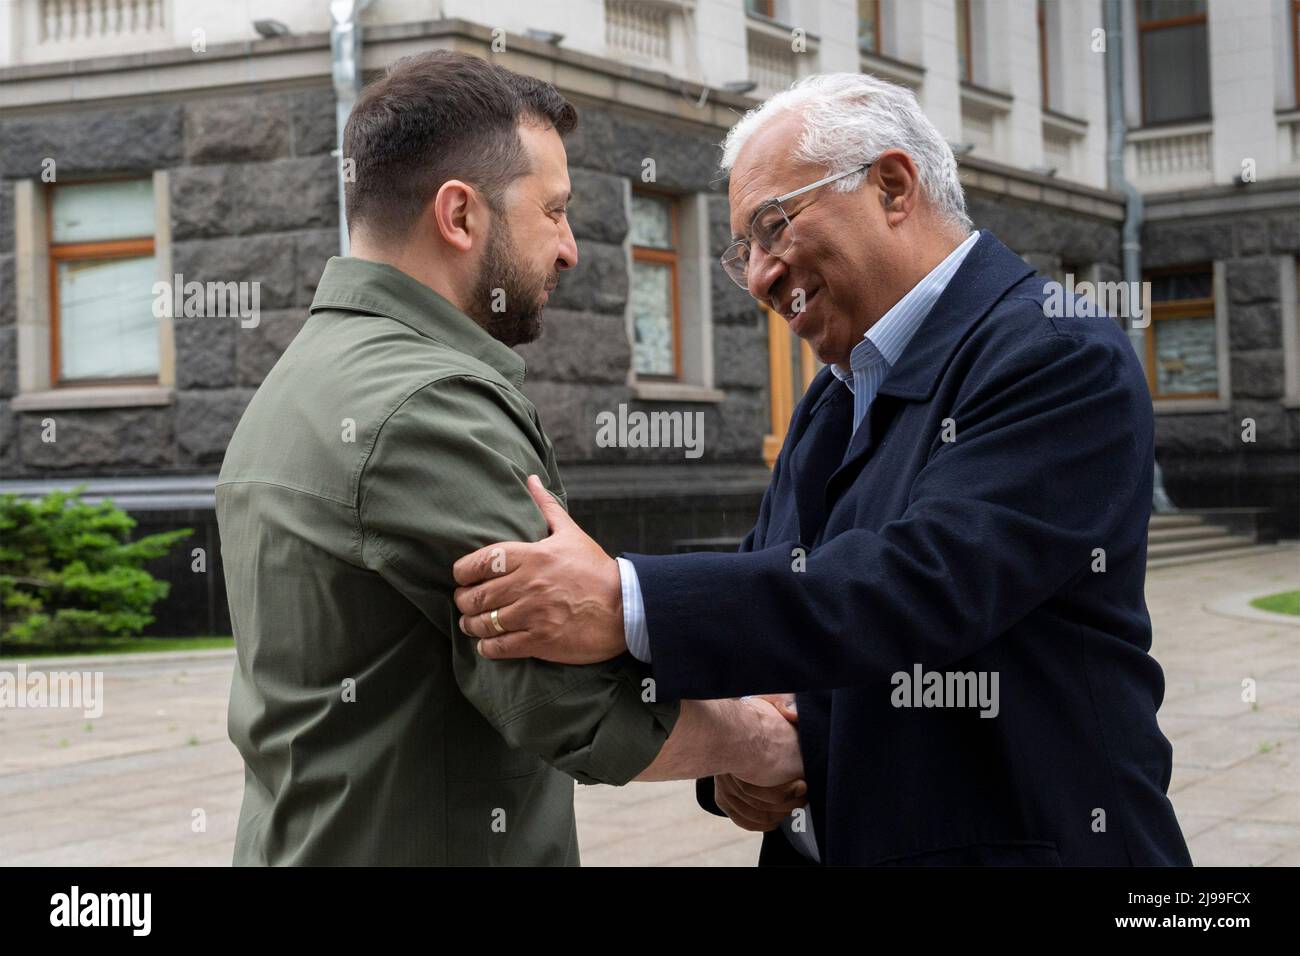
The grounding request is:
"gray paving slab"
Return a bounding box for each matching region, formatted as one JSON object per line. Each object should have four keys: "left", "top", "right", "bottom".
{"left": 1, "top": 545, "right": 1296, "bottom": 865}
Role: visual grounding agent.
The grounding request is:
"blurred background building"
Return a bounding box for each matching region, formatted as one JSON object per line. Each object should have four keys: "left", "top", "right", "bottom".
{"left": 0, "top": 0, "right": 1296, "bottom": 634}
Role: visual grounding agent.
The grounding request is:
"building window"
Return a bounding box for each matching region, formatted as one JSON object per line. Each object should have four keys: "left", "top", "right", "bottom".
{"left": 746, "top": 0, "right": 775, "bottom": 18}
{"left": 1293, "top": 0, "right": 1300, "bottom": 107}
{"left": 763, "top": 307, "right": 819, "bottom": 467}
{"left": 629, "top": 192, "right": 681, "bottom": 380}
{"left": 858, "top": 0, "right": 882, "bottom": 54}
{"left": 1146, "top": 267, "right": 1217, "bottom": 399}
{"left": 1138, "top": 0, "right": 1210, "bottom": 126}
{"left": 1037, "top": 0, "right": 1067, "bottom": 113}
{"left": 1037, "top": 0, "right": 1050, "bottom": 108}
{"left": 48, "top": 179, "right": 158, "bottom": 385}
{"left": 956, "top": 0, "right": 973, "bottom": 83}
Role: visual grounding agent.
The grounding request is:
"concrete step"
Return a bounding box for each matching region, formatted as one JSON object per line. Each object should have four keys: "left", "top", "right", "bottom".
{"left": 1149, "top": 514, "right": 1208, "bottom": 530}
{"left": 1148, "top": 534, "right": 1261, "bottom": 560}
{"left": 1147, "top": 525, "right": 1233, "bottom": 544}
{"left": 1147, "top": 543, "right": 1290, "bottom": 570}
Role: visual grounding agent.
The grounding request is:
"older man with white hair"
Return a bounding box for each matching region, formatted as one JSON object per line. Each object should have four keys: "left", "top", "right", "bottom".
{"left": 453, "top": 73, "right": 1192, "bottom": 867}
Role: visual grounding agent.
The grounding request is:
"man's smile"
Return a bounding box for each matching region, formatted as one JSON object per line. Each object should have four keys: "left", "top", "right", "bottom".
{"left": 776, "top": 286, "right": 819, "bottom": 333}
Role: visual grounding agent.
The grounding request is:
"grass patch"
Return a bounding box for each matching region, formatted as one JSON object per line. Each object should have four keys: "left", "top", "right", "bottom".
{"left": 1250, "top": 590, "right": 1300, "bottom": 617}
{"left": 0, "top": 636, "right": 233, "bottom": 659}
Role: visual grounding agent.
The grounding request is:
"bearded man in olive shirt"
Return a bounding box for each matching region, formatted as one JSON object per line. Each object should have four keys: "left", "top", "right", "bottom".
{"left": 216, "top": 52, "right": 802, "bottom": 865}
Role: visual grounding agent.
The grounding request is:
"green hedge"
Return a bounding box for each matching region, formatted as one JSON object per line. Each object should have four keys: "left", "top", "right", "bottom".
{"left": 0, "top": 489, "right": 192, "bottom": 649}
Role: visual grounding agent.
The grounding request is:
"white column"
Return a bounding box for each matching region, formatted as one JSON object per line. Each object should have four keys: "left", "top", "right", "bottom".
{"left": 1208, "top": 0, "right": 1275, "bottom": 185}
{"left": 913, "top": 0, "right": 963, "bottom": 143}
{"left": 0, "top": 0, "right": 18, "bottom": 68}
{"left": 814, "top": 0, "right": 864, "bottom": 74}
{"left": 1003, "top": 0, "right": 1045, "bottom": 169}
{"left": 1072, "top": 0, "right": 1109, "bottom": 189}
{"left": 693, "top": 0, "right": 750, "bottom": 90}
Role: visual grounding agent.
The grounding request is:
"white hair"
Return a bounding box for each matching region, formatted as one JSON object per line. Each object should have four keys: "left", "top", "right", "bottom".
{"left": 720, "top": 73, "right": 972, "bottom": 231}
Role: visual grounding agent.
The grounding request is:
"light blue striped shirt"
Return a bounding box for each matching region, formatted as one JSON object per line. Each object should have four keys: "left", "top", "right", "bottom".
{"left": 829, "top": 229, "right": 979, "bottom": 429}
{"left": 616, "top": 230, "right": 978, "bottom": 859}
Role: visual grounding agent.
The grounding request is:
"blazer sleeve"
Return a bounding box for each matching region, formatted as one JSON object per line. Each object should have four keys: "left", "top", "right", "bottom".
{"left": 360, "top": 374, "right": 680, "bottom": 785}
{"left": 690, "top": 427, "right": 785, "bottom": 816}
{"left": 627, "top": 328, "right": 1151, "bottom": 701}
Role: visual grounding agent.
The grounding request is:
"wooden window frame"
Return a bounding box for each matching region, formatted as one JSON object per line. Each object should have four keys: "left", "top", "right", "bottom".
{"left": 630, "top": 189, "right": 682, "bottom": 382}
{"left": 858, "top": 0, "right": 883, "bottom": 55}
{"left": 1145, "top": 265, "right": 1218, "bottom": 401}
{"left": 956, "top": 0, "right": 973, "bottom": 84}
{"left": 1037, "top": 0, "right": 1050, "bottom": 109}
{"left": 1137, "top": 2, "right": 1210, "bottom": 127}
{"left": 46, "top": 179, "right": 158, "bottom": 389}
{"left": 763, "top": 307, "right": 818, "bottom": 467}
{"left": 1293, "top": 0, "right": 1300, "bottom": 107}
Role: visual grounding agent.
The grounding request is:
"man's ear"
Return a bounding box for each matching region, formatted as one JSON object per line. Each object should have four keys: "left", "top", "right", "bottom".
{"left": 873, "top": 150, "right": 920, "bottom": 224}
{"left": 430, "top": 180, "right": 478, "bottom": 254}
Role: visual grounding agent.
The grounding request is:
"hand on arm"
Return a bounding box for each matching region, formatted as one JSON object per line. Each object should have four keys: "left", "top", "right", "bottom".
{"left": 451, "top": 469, "right": 808, "bottom": 819}
{"left": 363, "top": 378, "right": 676, "bottom": 787}
{"left": 453, "top": 475, "right": 627, "bottom": 665}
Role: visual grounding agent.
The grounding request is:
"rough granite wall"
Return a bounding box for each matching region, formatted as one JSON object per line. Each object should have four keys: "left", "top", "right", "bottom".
{"left": 1143, "top": 207, "right": 1300, "bottom": 535}
{"left": 0, "top": 89, "right": 337, "bottom": 476}
{"left": 516, "top": 103, "right": 770, "bottom": 466}
{"left": 0, "top": 93, "right": 776, "bottom": 477}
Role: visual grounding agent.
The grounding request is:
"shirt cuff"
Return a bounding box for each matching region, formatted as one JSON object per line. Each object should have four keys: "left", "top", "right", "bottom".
{"left": 616, "top": 556, "right": 652, "bottom": 664}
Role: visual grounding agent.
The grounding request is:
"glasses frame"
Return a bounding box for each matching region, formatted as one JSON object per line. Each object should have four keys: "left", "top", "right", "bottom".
{"left": 720, "top": 161, "right": 873, "bottom": 289}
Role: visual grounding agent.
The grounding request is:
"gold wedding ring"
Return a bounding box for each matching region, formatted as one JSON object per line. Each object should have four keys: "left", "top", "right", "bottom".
{"left": 490, "top": 608, "right": 506, "bottom": 635}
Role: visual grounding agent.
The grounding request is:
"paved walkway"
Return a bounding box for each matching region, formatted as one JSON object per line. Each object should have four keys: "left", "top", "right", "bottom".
{"left": 1, "top": 546, "right": 1296, "bottom": 866}
{"left": 1143, "top": 546, "right": 1300, "bottom": 865}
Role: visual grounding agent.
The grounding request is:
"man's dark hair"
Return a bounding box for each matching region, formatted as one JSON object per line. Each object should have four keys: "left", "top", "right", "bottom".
{"left": 342, "top": 50, "right": 578, "bottom": 241}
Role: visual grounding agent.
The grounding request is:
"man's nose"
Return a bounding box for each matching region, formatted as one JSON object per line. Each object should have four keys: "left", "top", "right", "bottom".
{"left": 557, "top": 217, "right": 578, "bottom": 271}
{"left": 746, "top": 243, "right": 785, "bottom": 301}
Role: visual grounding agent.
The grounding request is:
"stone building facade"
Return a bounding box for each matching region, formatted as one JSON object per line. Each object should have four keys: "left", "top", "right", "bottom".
{"left": 1142, "top": 180, "right": 1300, "bottom": 535}
{"left": 0, "top": 1, "right": 1293, "bottom": 633}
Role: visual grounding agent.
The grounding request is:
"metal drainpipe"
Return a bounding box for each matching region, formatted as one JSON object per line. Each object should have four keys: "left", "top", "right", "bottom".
{"left": 330, "top": 0, "right": 371, "bottom": 256}
{"left": 1104, "top": 0, "right": 1174, "bottom": 512}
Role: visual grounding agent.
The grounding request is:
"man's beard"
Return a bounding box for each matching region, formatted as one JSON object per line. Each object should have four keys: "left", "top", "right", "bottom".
{"left": 467, "top": 220, "right": 556, "bottom": 347}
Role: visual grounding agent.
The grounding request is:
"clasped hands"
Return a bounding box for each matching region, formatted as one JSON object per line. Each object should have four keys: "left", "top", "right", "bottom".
{"left": 452, "top": 474, "right": 806, "bottom": 833}
{"left": 721, "top": 693, "right": 808, "bottom": 832}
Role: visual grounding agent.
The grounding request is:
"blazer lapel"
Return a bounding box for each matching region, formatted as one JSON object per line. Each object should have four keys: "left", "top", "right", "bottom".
{"left": 824, "top": 391, "right": 902, "bottom": 506}
{"left": 791, "top": 379, "right": 854, "bottom": 543}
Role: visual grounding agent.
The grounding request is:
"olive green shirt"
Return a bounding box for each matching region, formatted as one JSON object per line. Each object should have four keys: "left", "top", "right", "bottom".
{"left": 217, "top": 256, "right": 679, "bottom": 866}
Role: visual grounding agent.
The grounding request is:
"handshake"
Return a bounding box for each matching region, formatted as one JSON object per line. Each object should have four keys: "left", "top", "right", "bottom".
{"left": 715, "top": 693, "right": 808, "bottom": 833}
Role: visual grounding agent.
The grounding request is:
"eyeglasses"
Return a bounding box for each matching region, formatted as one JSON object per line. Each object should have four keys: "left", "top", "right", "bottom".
{"left": 720, "top": 161, "right": 873, "bottom": 290}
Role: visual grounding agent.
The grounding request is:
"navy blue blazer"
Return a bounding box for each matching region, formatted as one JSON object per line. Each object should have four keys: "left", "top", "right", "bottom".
{"left": 625, "top": 231, "right": 1191, "bottom": 866}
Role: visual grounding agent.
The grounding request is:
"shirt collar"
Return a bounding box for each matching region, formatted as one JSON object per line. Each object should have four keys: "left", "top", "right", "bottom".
{"left": 831, "top": 230, "right": 980, "bottom": 387}
{"left": 309, "top": 256, "right": 526, "bottom": 388}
